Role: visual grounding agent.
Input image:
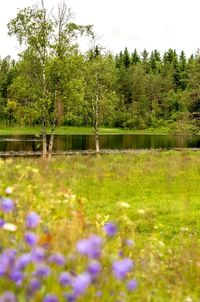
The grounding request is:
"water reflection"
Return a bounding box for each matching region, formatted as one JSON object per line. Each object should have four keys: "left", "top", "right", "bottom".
{"left": 0, "top": 134, "right": 199, "bottom": 152}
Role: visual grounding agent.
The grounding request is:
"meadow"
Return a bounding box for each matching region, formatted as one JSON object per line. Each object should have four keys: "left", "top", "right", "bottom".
{"left": 0, "top": 151, "right": 200, "bottom": 301}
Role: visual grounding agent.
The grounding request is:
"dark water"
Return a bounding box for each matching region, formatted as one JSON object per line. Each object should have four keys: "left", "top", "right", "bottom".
{"left": 0, "top": 134, "right": 200, "bottom": 153}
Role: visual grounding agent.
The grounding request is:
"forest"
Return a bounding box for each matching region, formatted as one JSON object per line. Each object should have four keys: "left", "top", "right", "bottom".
{"left": 1, "top": 3, "right": 200, "bottom": 136}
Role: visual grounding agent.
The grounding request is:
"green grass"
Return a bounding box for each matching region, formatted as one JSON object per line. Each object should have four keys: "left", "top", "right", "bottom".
{"left": 0, "top": 125, "right": 172, "bottom": 135}
{"left": 1, "top": 151, "right": 200, "bottom": 300}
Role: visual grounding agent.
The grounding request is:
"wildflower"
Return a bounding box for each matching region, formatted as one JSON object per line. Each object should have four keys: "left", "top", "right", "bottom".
{"left": 48, "top": 253, "right": 66, "bottom": 266}
{"left": 2, "top": 223, "right": 17, "bottom": 232}
{"left": 0, "top": 219, "right": 5, "bottom": 227}
{"left": 72, "top": 272, "right": 92, "bottom": 296}
{"left": 112, "top": 258, "right": 134, "bottom": 280}
{"left": 0, "top": 198, "right": 14, "bottom": 213}
{"left": 87, "top": 261, "right": 102, "bottom": 278}
{"left": 24, "top": 232, "right": 38, "bottom": 246}
{"left": 63, "top": 293, "right": 76, "bottom": 302}
{"left": 15, "top": 253, "right": 32, "bottom": 270}
{"left": 104, "top": 222, "right": 117, "bottom": 237}
{"left": 26, "top": 212, "right": 40, "bottom": 228}
{"left": 0, "top": 291, "right": 16, "bottom": 302}
{"left": 31, "top": 247, "right": 46, "bottom": 262}
{"left": 10, "top": 269, "right": 24, "bottom": 285}
{"left": 76, "top": 235, "right": 102, "bottom": 259}
{"left": 34, "top": 265, "right": 51, "bottom": 278}
{"left": 96, "top": 291, "right": 102, "bottom": 297}
{"left": 43, "top": 294, "right": 58, "bottom": 302}
{"left": 59, "top": 272, "right": 72, "bottom": 286}
{"left": 5, "top": 187, "right": 13, "bottom": 195}
{"left": 127, "top": 279, "right": 137, "bottom": 291}
{"left": 125, "top": 239, "right": 134, "bottom": 247}
{"left": 0, "top": 249, "right": 16, "bottom": 275}
{"left": 29, "top": 278, "right": 41, "bottom": 293}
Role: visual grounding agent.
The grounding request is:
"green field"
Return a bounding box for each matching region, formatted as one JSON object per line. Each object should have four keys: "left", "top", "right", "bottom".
{"left": 0, "top": 125, "right": 172, "bottom": 135}
{"left": 0, "top": 151, "right": 200, "bottom": 301}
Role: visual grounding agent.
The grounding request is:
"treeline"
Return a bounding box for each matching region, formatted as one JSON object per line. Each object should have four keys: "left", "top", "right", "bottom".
{"left": 1, "top": 46, "right": 200, "bottom": 131}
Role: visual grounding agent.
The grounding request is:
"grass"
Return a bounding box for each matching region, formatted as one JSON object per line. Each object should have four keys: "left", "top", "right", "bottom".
{"left": 0, "top": 125, "right": 172, "bottom": 135}
{"left": 0, "top": 151, "right": 200, "bottom": 300}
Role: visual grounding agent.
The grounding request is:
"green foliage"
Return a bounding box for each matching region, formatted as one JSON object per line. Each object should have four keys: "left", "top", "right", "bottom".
{"left": 0, "top": 3, "right": 200, "bottom": 133}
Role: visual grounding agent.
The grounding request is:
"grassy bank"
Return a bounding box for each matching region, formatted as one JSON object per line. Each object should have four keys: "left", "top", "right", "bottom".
{"left": 0, "top": 125, "right": 172, "bottom": 135}
{"left": 0, "top": 151, "right": 200, "bottom": 301}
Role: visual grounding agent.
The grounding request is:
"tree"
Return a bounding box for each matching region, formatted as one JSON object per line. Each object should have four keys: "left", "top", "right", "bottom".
{"left": 8, "top": 1, "right": 92, "bottom": 159}
{"left": 84, "top": 43, "right": 118, "bottom": 152}
{"left": 0, "top": 56, "right": 16, "bottom": 124}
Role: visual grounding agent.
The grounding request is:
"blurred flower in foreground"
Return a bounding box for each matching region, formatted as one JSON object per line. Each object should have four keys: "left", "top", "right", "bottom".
{"left": 127, "top": 279, "right": 137, "bottom": 291}
{"left": 2, "top": 223, "right": 17, "bottom": 232}
{"left": 87, "top": 261, "right": 102, "bottom": 278}
{"left": 26, "top": 212, "right": 40, "bottom": 229}
{"left": 112, "top": 258, "right": 134, "bottom": 280}
{"left": 5, "top": 187, "right": 13, "bottom": 195}
{"left": 48, "top": 253, "right": 66, "bottom": 266}
{"left": 76, "top": 235, "right": 102, "bottom": 259}
{"left": 104, "top": 222, "right": 117, "bottom": 237}
{"left": 43, "top": 294, "right": 58, "bottom": 302}
{"left": 0, "top": 291, "right": 16, "bottom": 302}
{"left": 72, "top": 272, "right": 92, "bottom": 296}
{"left": 24, "top": 232, "right": 38, "bottom": 246}
{"left": 59, "top": 272, "right": 72, "bottom": 287}
{"left": 0, "top": 219, "right": 5, "bottom": 227}
{"left": 0, "top": 198, "right": 14, "bottom": 213}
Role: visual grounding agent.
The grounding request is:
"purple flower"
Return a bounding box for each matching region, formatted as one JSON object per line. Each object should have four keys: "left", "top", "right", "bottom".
{"left": 104, "top": 222, "right": 117, "bottom": 237}
{"left": 26, "top": 212, "right": 40, "bottom": 228}
{"left": 24, "top": 232, "right": 38, "bottom": 246}
{"left": 63, "top": 293, "right": 76, "bottom": 302}
{"left": 10, "top": 269, "right": 24, "bottom": 285}
{"left": 31, "top": 247, "right": 46, "bottom": 263}
{"left": 15, "top": 253, "right": 32, "bottom": 270}
{"left": 34, "top": 265, "right": 51, "bottom": 278}
{"left": 0, "top": 291, "right": 16, "bottom": 302}
{"left": 127, "top": 279, "right": 137, "bottom": 291}
{"left": 48, "top": 253, "right": 66, "bottom": 266}
{"left": 0, "top": 198, "right": 14, "bottom": 213}
{"left": 0, "top": 249, "right": 16, "bottom": 276}
{"left": 0, "top": 219, "right": 5, "bottom": 227}
{"left": 87, "top": 261, "right": 102, "bottom": 278}
{"left": 59, "top": 272, "right": 72, "bottom": 286}
{"left": 29, "top": 278, "right": 41, "bottom": 293}
{"left": 72, "top": 272, "right": 91, "bottom": 296}
{"left": 76, "top": 235, "right": 102, "bottom": 259}
{"left": 112, "top": 258, "right": 134, "bottom": 280}
{"left": 96, "top": 291, "right": 102, "bottom": 297}
{"left": 125, "top": 239, "right": 134, "bottom": 247}
{"left": 43, "top": 294, "right": 58, "bottom": 302}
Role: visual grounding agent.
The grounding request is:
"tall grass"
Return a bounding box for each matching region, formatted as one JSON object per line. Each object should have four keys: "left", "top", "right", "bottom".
{"left": 0, "top": 151, "right": 200, "bottom": 301}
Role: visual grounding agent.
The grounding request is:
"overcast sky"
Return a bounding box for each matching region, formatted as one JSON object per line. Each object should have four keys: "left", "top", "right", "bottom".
{"left": 0, "top": 0, "right": 200, "bottom": 58}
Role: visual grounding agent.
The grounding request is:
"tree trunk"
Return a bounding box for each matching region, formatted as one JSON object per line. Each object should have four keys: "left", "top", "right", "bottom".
{"left": 94, "top": 87, "right": 100, "bottom": 153}
{"left": 47, "top": 120, "right": 56, "bottom": 160}
{"left": 42, "top": 122, "right": 47, "bottom": 159}
{"left": 95, "top": 128, "right": 100, "bottom": 152}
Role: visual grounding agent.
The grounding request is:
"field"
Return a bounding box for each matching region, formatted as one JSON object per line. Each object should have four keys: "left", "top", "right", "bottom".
{"left": 0, "top": 125, "right": 172, "bottom": 135}
{"left": 0, "top": 151, "right": 200, "bottom": 301}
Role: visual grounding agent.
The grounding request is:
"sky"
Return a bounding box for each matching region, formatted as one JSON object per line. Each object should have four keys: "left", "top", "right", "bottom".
{"left": 0, "top": 0, "right": 200, "bottom": 58}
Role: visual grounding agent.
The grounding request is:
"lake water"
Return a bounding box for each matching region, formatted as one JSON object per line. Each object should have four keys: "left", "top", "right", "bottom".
{"left": 0, "top": 134, "right": 200, "bottom": 153}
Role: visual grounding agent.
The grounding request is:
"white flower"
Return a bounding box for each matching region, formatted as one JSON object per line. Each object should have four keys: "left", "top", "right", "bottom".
{"left": 5, "top": 187, "right": 13, "bottom": 194}
{"left": 3, "top": 223, "right": 17, "bottom": 232}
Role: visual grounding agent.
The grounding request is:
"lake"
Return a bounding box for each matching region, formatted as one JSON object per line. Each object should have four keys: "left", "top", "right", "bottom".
{"left": 0, "top": 134, "right": 200, "bottom": 154}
